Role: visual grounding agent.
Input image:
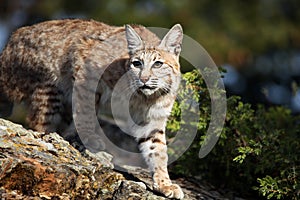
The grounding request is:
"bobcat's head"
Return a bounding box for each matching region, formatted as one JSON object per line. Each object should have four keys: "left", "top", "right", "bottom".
{"left": 125, "top": 24, "right": 183, "bottom": 97}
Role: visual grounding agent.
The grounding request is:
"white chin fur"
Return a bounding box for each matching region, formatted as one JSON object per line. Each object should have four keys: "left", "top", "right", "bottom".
{"left": 141, "top": 88, "right": 157, "bottom": 96}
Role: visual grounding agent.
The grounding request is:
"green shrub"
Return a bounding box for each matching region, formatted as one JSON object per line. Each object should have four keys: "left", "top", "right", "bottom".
{"left": 168, "top": 70, "right": 300, "bottom": 199}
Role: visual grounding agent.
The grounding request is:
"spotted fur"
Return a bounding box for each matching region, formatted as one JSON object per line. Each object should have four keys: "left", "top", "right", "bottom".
{"left": 0, "top": 19, "right": 184, "bottom": 199}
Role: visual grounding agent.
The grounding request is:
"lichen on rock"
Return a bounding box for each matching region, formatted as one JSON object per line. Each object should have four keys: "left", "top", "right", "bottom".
{"left": 0, "top": 118, "right": 123, "bottom": 199}
{"left": 0, "top": 118, "right": 233, "bottom": 199}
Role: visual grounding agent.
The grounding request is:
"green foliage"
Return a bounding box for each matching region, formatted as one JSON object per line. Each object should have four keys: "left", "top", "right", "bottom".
{"left": 1, "top": 0, "right": 299, "bottom": 198}
{"left": 255, "top": 175, "right": 295, "bottom": 200}
{"left": 168, "top": 70, "right": 300, "bottom": 199}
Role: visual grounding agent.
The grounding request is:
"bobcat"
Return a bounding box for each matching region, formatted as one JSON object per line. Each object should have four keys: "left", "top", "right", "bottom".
{"left": 0, "top": 19, "right": 184, "bottom": 199}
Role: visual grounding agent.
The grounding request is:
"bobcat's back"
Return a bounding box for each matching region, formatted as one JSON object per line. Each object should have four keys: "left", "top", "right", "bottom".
{"left": 1, "top": 19, "right": 160, "bottom": 98}
{"left": 0, "top": 19, "right": 120, "bottom": 101}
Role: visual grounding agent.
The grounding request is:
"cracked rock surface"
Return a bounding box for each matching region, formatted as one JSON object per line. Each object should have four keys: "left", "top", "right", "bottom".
{"left": 0, "top": 118, "right": 235, "bottom": 199}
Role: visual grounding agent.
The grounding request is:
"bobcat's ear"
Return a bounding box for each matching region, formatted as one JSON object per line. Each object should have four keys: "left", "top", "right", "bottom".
{"left": 125, "top": 25, "right": 144, "bottom": 55}
{"left": 159, "top": 24, "right": 183, "bottom": 56}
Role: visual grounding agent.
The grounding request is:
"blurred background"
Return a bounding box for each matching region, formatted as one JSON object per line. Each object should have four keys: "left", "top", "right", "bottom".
{"left": 1, "top": 1, "right": 300, "bottom": 198}
{"left": 1, "top": 0, "right": 300, "bottom": 112}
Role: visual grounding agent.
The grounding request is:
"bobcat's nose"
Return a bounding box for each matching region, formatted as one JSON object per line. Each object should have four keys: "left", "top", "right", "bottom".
{"left": 140, "top": 76, "right": 149, "bottom": 84}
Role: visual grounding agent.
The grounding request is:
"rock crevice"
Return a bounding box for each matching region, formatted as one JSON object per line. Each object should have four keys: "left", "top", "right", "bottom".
{"left": 0, "top": 119, "right": 231, "bottom": 199}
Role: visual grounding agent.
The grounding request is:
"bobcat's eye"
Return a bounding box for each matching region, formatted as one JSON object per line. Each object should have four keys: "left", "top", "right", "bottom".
{"left": 132, "top": 60, "right": 143, "bottom": 68}
{"left": 152, "top": 61, "right": 164, "bottom": 68}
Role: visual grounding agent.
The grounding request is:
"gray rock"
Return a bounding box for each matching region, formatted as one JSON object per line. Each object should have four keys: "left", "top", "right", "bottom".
{"left": 0, "top": 118, "right": 235, "bottom": 199}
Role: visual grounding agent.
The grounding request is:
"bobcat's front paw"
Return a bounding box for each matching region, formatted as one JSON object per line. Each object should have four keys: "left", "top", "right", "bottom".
{"left": 155, "top": 183, "right": 184, "bottom": 199}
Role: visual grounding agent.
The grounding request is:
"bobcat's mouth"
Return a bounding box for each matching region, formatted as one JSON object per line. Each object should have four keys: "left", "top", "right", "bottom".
{"left": 140, "top": 85, "right": 156, "bottom": 90}
{"left": 139, "top": 85, "right": 158, "bottom": 96}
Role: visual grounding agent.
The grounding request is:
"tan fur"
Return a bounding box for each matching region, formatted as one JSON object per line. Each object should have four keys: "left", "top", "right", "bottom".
{"left": 0, "top": 19, "right": 184, "bottom": 199}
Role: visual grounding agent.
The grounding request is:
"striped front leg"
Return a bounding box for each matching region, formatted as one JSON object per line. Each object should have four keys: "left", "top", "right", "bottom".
{"left": 138, "top": 129, "right": 184, "bottom": 199}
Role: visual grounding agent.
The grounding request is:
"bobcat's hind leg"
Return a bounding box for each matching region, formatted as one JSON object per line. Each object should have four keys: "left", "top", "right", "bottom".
{"left": 28, "top": 84, "right": 63, "bottom": 133}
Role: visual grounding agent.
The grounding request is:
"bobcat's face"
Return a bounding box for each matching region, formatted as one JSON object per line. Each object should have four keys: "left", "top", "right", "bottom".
{"left": 125, "top": 24, "right": 183, "bottom": 97}
{"left": 128, "top": 49, "right": 180, "bottom": 96}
